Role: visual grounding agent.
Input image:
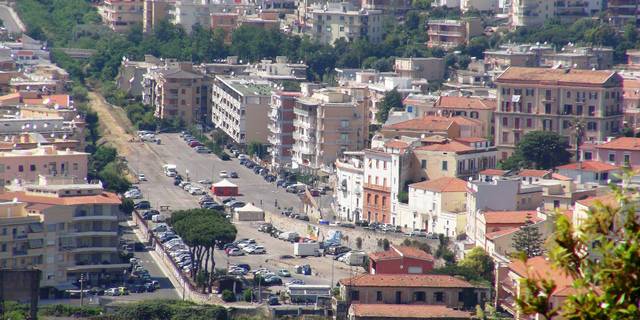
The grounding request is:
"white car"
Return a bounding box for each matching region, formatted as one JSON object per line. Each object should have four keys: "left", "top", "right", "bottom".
{"left": 237, "top": 240, "right": 256, "bottom": 248}
{"left": 198, "top": 179, "right": 212, "bottom": 185}
{"left": 238, "top": 154, "right": 248, "bottom": 160}
{"left": 183, "top": 183, "right": 193, "bottom": 191}
{"left": 138, "top": 173, "right": 147, "bottom": 181}
{"left": 246, "top": 245, "right": 266, "bottom": 254}
{"left": 227, "top": 248, "right": 244, "bottom": 256}
{"left": 219, "top": 170, "right": 228, "bottom": 178}
{"left": 189, "top": 187, "right": 205, "bottom": 195}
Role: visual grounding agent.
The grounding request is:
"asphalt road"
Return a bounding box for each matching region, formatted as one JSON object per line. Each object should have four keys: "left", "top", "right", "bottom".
{"left": 0, "top": 5, "right": 24, "bottom": 34}
{"left": 127, "top": 133, "right": 359, "bottom": 289}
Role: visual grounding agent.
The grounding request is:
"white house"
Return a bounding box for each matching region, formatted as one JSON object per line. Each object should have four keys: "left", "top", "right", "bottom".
{"left": 406, "top": 177, "right": 468, "bottom": 236}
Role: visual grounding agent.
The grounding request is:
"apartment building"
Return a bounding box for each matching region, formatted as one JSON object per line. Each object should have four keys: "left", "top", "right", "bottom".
{"left": 0, "top": 146, "right": 88, "bottom": 187}
{"left": 116, "top": 55, "right": 163, "bottom": 97}
{"left": 465, "top": 177, "right": 543, "bottom": 245}
{"left": 143, "top": 62, "right": 211, "bottom": 125}
{"left": 622, "top": 76, "right": 640, "bottom": 130}
{"left": 496, "top": 257, "right": 573, "bottom": 319}
{"left": 556, "top": 161, "right": 621, "bottom": 186}
{"left": 246, "top": 57, "right": 308, "bottom": 82}
{"left": 211, "top": 76, "right": 273, "bottom": 144}
{"left": 268, "top": 91, "right": 299, "bottom": 168}
{"left": 608, "top": 0, "right": 639, "bottom": 30}
{"left": 368, "top": 245, "right": 434, "bottom": 275}
{"left": 99, "top": 0, "right": 144, "bottom": 33}
{"left": 494, "top": 67, "right": 623, "bottom": 159}
{"left": 380, "top": 116, "right": 483, "bottom": 140}
{"left": 411, "top": 138, "right": 498, "bottom": 181}
{"left": 348, "top": 304, "right": 473, "bottom": 320}
{"left": 394, "top": 58, "right": 445, "bottom": 81}
{"left": 0, "top": 176, "right": 125, "bottom": 288}
{"left": 426, "top": 18, "right": 482, "bottom": 49}
{"left": 405, "top": 177, "right": 467, "bottom": 236}
{"left": 169, "top": 0, "right": 212, "bottom": 33}
{"left": 511, "top": 0, "right": 600, "bottom": 28}
{"left": 433, "top": 96, "right": 496, "bottom": 137}
{"left": 337, "top": 274, "right": 489, "bottom": 310}
{"left": 292, "top": 89, "right": 368, "bottom": 173}
{"left": 143, "top": 0, "right": 174, "bottom": 33}
{"left": 580, "top": 137, "right": 640, "bottom": 167}
{"left": 335, "top": 153, "right": 364, "bottom": 222}
{"left": 304, "top": 2, "right": 384, "bottom": 45}
{"left": 542, "top": 46, "right": 614, "bottom": 70}
{"left": 461, "top": 0, "right": 498, "bottom": 12}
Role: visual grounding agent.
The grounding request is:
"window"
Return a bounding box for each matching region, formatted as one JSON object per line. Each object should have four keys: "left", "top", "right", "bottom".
{"left": 587, "top": 122, "right": 597, "bottom": 131}
{"left": 554, "top": 200, "right": 560, "bottom": 208}
{"left": 584, "top": 151, "right": 592, "bottom": 160}
{"left": 458, "top": 292, "right": 464, "bottom": 302}
{"left": 545, "top": 103, "right": 551, "bottom": 114}
{"left": 341, "top": 120, "right": 349, "bottom": 128}
{"left": 526, "top": 118, "right": 532, "bottom": 128}
{"left": 434, "top": 292, "right": 444, "bottom": 302}
{"left": 18, "top": 165, "right": 23, "bottom": 172}
{"left": 624, "top": 154, "right": 630, "bottom": 165}
{"left": 563, "top": 120, "right": 571, "bottom": 129}
{"left": 350, "top": 290, "right": 360, "bottom": 301}
{"left": 29, "top": 164, "right": 36, "bottom": 171}
{"left": 502, "top": 132, "right": 509, "bottom": 143}
{"left": 441, "top": 161, "right": 448, "bottom": 171}
{"left": 502, "top": 117, "right": 508, "bottom": 126}
{"left": 376, "top": 291, "right": 383, "bottom": 301}
{"left": 73, "top": 163, "right": 79, "bottom": 171}
{"left": 421, "top": 160, "right": 427, "bottom": 169}
{"left": 340, "top": 133, "right": 348, "bottom": 141}
{"left": 527, "top": 103, "right": 532, "bottom": 113}
{"left": 609, "top": 153, "right": 615, "bottom": 162}
{"left": 577, "top": 105, "right": 583, "bottom": 115}
{"left": 566, "top": 91, "right": 571, "bottom": 98}
{"left": 588, "top": 106, "right": 596, "bottom": 116}
{"left": 515, "top": 118, "right": 520, "bottom": 129}
{"left": 414, "top": 291, "right": 426, "bottom": 302}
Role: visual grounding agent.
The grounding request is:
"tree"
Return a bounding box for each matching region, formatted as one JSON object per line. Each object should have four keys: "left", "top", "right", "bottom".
{"left": 99, "top": 161, "right": 131, "bottom": 193}
{"left": 458, "top": 247, "right": 495, "bottom": 283}
{"left": 247, "top": 142, "right": 267, "bottom": 159}
{"left": 517, "top": 176, "right": 640, "bottom": 319}
{"left": 503, "top": 131, "right": 571, "bottom": 170}
{"left": 512, "top": 213, "right": 545, "bottom": 258}
{"left": 119, "top": 198, "right": 135, "bottom": 215}
{"left": 376, "top": 88, "right": 403, "bottom": 123}
{"left": 382, "top": 238, "right": 390, "bottom": 251}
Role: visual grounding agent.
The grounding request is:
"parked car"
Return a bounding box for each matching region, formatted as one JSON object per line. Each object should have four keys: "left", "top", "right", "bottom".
{"left": 264, "top": 174, "right": 276, "bottom": 182}
{"left": 338, "top": 222, "right": 356, "bottom": 228}
{"left": 105, "top": 288, "right": 120, "bottom": 296}
{"left": 137, "top": 173, "right": 147, "bottom": 181}
{"left": 277, "top": 269, "right": 291, "bottom": 277}
{"left": 229, "top": 171, "right": 238, "bottom": 178}
{"left": 219, "top": 171, "right": 228, "bottom": 178}
{"left": 134, "top": 201, "right": 151, "bottom": 210}
{"left": 227, "top": 248, "right": 244, "bottom": 256}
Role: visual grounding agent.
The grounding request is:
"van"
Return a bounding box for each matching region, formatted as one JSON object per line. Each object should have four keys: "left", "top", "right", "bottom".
{"left": 279, "top": 231, "right": 300, "bottom": 242}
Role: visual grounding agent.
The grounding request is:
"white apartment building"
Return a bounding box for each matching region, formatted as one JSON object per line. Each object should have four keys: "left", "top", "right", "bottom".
{"left": 211, "top": 76, "right": 273, "bottom": 144}
{"left": 461, "top": 0, "right": 498, "bottom": 12}
{"left": 334, "top": 153, "right": 364, "bottom": 222}
{"left": 169, "top": 0, "right": 212, "bottom": 33}
{"left": 406, "top": 177, "right": 468, "bottom": 236}
{"left": 304, "top": 2, "right": 384, "bottom": 45}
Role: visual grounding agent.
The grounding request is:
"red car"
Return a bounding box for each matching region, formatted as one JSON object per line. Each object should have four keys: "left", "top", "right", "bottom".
{"left": 189, "top": 140, "right": 203, "bottom": 148}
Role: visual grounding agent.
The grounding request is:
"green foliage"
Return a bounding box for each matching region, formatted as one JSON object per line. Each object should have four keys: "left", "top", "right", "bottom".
{"left": 119, "top": 198, "right": 135, "bottom": 215}
{"left": 517, "top": 175, "right": 640, "bottom": 319}
{"left": 355, "top": 237, "right": 363, "bottom": 250}
{"left": 243, "top": 288, "right": 253, "bottom": 302}
{"left": 39, "top": 304, "right": 103, "bottom": 317}
{"left": 458, "top": 247, "right": 495, "bottom": 283}
{"left": 501, "top": 131, "right": 571, "bottom": 170}
{"left": 99, "top": 161, "right": 132, "bottom": 193}
{"left": 1, "top": 301, "right": 28, "bottom": 320}
{"left": 397, "top": 191, "right": 409, "bottom": 204}
{"left": 512, "top": 214, "right": 544, "bottom": 258}
{"left": 108, "top": 299, "right": 228, "bottom": 320}
{"left": 401, "top": 238, "right": 432, "bottom": 254}
{"left": 382, "top": 238, "right": 390, "bottom": 251}
{"left": 221, "top": 290, "right": 236, "bottom": 302}
{"left": 435, "top": 234, "right": 456, "bottom": 265}
{"left": 247, "top": 142, "right": 267, "bottom": 159}
{"left": 376, "top": 88, "right": 403, "bottom": 123}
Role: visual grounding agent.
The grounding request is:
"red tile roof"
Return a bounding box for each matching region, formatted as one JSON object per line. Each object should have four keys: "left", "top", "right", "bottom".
{"left": 339, "top": 274, "right": 475, "bottom": 288}
{"left": 551, "top": 173, "right": 572, "bottom": 181}
{"left": 556, "top": 161, "right": 619, "bottom": 173}
{"left": 575, "top": 193, "right": 618, "bottom": 208}
{"left": 384, "top": 139, "right": 409, "bottom": 149}
{"left": 496, "top": 67, "right": 617, "bottom": 85}
{"left": 349, "top": 304, "right": 473, "bottom": 319}
{"left": 409, "top": 177, "right": 467, "bottom": 193}
{"left": 369, "top": 245, "right": 434, "bottom": 262}
{"left": 384, "top": 116, "right": 455, "bottom": 131}
{"left": 0, "top": 191, "right": 122, "bottom": 206}
{"left": 479, "top": 169, "right": 507, "bottom": 176}
{"left": 415, "top": 140, "right": 473, "bottom": 153}
{"left": 597, "top": 137, "right": 640, "bottom": 151}
{"left": 435, "top": 96, "right": 496, "bottom": 110}
{"left": 483, "top": 210, "right": 540, "bottom": 224}
{"left": 518, "top": 169, "right": 552, "bottom": 178}
{"left": 509, "top": 256, "right": 574, "bottom": 297}
{"left": 454, "top": 137, "right": 488, "bottom": 143}
{"left": 485, "top": 227, "right": 519, "bottom": 240}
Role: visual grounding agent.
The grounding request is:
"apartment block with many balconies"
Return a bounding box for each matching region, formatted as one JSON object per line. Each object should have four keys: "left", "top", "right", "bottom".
{"left": 0, "top": 176, "right": 125, "bottom": 289}
{"left": 607, "top": 0, "right": 639, "bottom": 30}
{"left": 268, "top": 91, "right": 300, "bottom": 168}
{"left": 0, "top": 146, "right": 89, "bottom": 187}
{"left": 304, "top": 2, "right": 384, "bottom": 45}
{"left": 426, "top": 17, "right": 482, "bottom": 50}
{"left": 292, "top": 88, "right": 368, "bottom": 173}
{"left": 494, "top": 67, "right": 623, "bottom": 160}
{"left": 99, "top": 0, "right": 145, "bottom": 33}
{"left": 211, "top": 76, "right": 273, "bottom": 144}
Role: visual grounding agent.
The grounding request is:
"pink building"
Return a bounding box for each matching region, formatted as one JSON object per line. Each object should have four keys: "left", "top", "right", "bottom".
{"left": 0, "top": 146, "right": 89, "bottom": 186}
{"left": 582, "top": 137, "right": 640, "bottom": 167}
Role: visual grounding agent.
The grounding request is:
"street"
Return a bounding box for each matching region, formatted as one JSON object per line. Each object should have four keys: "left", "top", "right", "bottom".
{"left": 0, "top": 5, "right": 24, "bottom": 34}
{"left": 127, "top": 133, "right": 361, "bottom": 290}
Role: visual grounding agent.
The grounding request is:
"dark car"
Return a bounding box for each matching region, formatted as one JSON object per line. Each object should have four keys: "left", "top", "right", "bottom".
{"left": 339, "top": 222, "right": 356, "bottom": 228}
{"left": 296, "top": 215, "right": 310, "bottom": 221}
{"left": 221, "top": 197, "right": 236, "bottom": 204}
{"left": 144, "top": 283, "right": 156, "bottom": 292}
{"left": 253, "top": 166, "right": 263, "bottom": 174}
{"left": 268, "top": 295, "right": 280, "bottom": 305}
{"left": 229, "top": 171, "right": 238, "bottom": 178}
{"left": 355, "top": 220, "right": 369, "bottom": 227}
{"left": 228, "top": 201, "right": 246, "bottom": 209}
{"left": 203, "top": 203, "right": 225, "bottom": 211}
{"left": 264, "top": 174, "right": 276, "bottom": 182}
{"left": 134, "top": 201, "right": 151, "bottom": 210}
{"left": 130, "top": 285, "right": 146, "bottom": 293}
{"left": 326, "top": 245, "right": 351, "bottom": 255}
{"left": 236, "top": 264, "right": 251, "bottom": 272}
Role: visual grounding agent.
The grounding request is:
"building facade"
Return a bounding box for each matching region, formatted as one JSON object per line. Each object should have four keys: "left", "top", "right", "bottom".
{"left": 494, "top": 67, "right": 623, "bottom": 159}
{"left": 268, "top": 91, "right": 299, "bottom": 168}
{"left": 335, "top": 154, "right": 365, "bottom": 222}
{"left": 100, "top": 0, "right": 144, "bottom": 32}
{"left": 406, "top": 177, "right": 467, "bottom": 236}
{"left": 0, "top": 146, "right": 88, "bottom": 187}
{"left": 304, "top": 2, "right": 384, "bottom": 45}
{"left": 427, "top": 18, "right": 482, "bottom": 49}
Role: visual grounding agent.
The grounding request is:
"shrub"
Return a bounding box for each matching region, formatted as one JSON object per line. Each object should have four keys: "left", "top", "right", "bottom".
{"left": 221, "top": 289, "right": 236, "bottom": 302}
{"left": 243, "top": 288, "right": 253, "bottom": 302}
{"left": 355, "top": 237, "right": 363, "bottom": 249}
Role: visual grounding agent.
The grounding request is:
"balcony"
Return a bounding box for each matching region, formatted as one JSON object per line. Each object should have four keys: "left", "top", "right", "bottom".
{"left": 268, "top": 134, "right": 281, "bottom": 145}
{"left": 427, "top": 30, "right": 463, "bottom": 37}
{"left": 363, "top": 183, "right": 391, "bottom": 192}
{"left": 293, "top": 131, "right": 315, "bottom": 143}
{"left": 293, "top": 144, "right": 313, "bottom": 155}
{"left": 66, "top": 263, "right": 130, "bottom": 272}
{"left": 67, "top": 230, "right": 118, "bottom": 237}
{"left": 71, "top": 246, "right": 119, "bottom": 254}
{"left": 72, "top": 215, "right": 118, "bottom": 222}
{"left": 268, "top": 123, "right": 281, "bottom": 134}
{"left": 293, "top": 119, "right": 312, "bottom": 129}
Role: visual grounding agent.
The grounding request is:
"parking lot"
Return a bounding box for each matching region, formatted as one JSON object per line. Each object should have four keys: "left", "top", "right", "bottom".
{"left": 126, "top": 133, "right": 361, "bottom": 291}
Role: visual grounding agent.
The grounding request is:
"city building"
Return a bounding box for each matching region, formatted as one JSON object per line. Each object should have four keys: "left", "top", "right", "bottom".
{"left": 406, "top": 177, "right": 467, "bottom": 236}
{"left": 622, "top": 76, "right": 640, "bottom": 130}
{"left": 511, "top": 0, "right": 601, "bottom": 28}
{"left": 494, "top": 67, "right": 623, "bottom": 159}
{"left": 116, "top": 55, "right": 163, "bottom": 97}
{"left": 433, "top": 96, "right": 496, "bottom": 137}
{"left": 347, "top": 304, "right": 474, "bottom": 320}
{"left": 209, "top": 12, "right": 239, "bottom": 42}
{"left": 411, "top": 138, "right": 498, "bottom": 181}
{"left": 607, "top": 0, "right": 639, "bottom": 31}
{"left": 143, "top": 0, "right": 174, "bottom": 33}
{"left": 474, "top": 209, "right": 547, "bottom": 248}
{"left": 268, "top": 91, "right": 299, "bottom": 168}
{"left": 211, "top": 76, "right": 273, "bottom": 144}
{"left": 99, "top": 0, "right": 144, "bottom": 33}
{"left": 169, "top": 0, "right": 212, "bottom": 33}
{"left": 142, "top": 62, "right": 211, "bottom": 125}
{"left": 334, "top": 153, "right": 364, "bottom": 222}
{"left": 484, "top": 44, "right": 552, "bottom": 70}
{"left": 304, "top": 2, "right": 384, "bottom": 45}
{"left": 556, "top": 161, "right": 621, "bottom": 186}
{"left": 427, "top": 18, "right": 482, "bottom": 49}
{"left": 581, "top": 137, "right": 640, "bottom": 167}
{"left": 246, "top": 57, "right": 308, "bottom": 82}
{"left": 368, "top": 245, "right": 435, "bottom": 275}
{"left": 517, "top": 169, "right": 552, "bottom": 184}
{"left": 0, "top": 146, "right": 88, "bottom": 187}
{"left": 380, "top": 116, "right": 484, "bottom": 140}
{"left": 542, "top": 46, "right": 614, "bottom": 70}
{"left": 461, "top": 0, "right": 498, "bottom": 12}
{"left": 337, "top": 274, "right": 489, "bottom": 309}
{"left": 496, "top": 256, "right": 573, "bottom": 319}
{"left": 394, "top": 58, "right": 445, "bottom": 82}
{"left": 292, "top": 88, "right": 368, "bottom": 173}
{"left": 0, "top": 176, "right": 126, "bottom": 288}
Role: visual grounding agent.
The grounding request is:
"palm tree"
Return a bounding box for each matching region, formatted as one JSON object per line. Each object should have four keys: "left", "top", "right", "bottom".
{"left": 571, "top": 117, "right": 585, "bottom": 162}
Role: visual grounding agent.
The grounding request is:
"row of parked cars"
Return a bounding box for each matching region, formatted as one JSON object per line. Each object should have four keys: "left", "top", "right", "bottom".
{"left": 180, "top": 132, "right": 212, "bottom": 153}
{"left": 222, "top": 238, "right": 267, "bottom": 256}
{"left": 152, "top": 223, "right": 195, "bottom": 274}
{"left": 177, "top": 180, "right": 206, "bottom": 195}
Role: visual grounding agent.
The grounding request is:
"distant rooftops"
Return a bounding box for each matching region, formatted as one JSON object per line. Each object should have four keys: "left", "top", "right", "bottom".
{"left": 497, "top": 67, "right": 618, "bottom": 85}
